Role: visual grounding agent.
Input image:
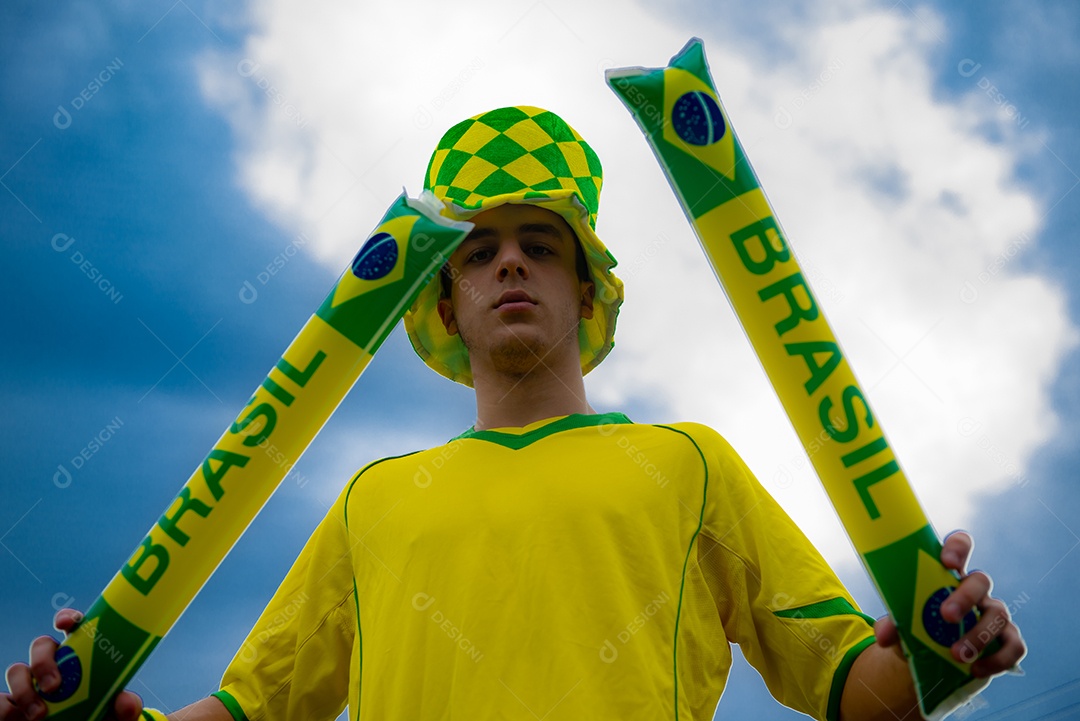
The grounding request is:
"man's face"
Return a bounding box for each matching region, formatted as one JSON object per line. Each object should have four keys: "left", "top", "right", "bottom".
{"left": 436, "top": 203, "right": 595, "bottom": 379}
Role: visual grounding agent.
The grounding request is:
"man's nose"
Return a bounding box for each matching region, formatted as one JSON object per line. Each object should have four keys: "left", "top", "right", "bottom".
{"left": 496, "top": 243, "right": 529, "bottom": 280}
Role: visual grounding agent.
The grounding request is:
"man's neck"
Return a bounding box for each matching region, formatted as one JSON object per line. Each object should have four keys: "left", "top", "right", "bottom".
{"left": 470, "top": 355, "right": 593, "bottom": 431}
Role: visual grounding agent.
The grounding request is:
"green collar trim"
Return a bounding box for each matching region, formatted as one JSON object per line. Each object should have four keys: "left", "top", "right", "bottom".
{"left": 452, "top": 412, "right": 633, "bottom": 450}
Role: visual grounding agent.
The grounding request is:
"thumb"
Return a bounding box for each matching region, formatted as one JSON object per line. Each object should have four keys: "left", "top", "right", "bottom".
{"left": 874, "top": 615, "right": 900, "bottom": 647}
{"left": 108, "top": 691, "right": 144, "bottom": 721}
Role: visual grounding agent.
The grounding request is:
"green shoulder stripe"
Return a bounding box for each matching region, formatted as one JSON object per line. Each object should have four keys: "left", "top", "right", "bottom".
{"left": 773, "top": 596, "right": 876, "bottom": 626}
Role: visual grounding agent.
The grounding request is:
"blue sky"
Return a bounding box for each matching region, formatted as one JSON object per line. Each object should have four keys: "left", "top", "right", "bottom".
{"left": 2, "top": 1, "right": 1078, "bottom": 718}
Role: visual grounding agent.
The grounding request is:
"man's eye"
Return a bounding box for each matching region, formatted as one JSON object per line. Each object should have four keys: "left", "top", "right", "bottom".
{"left": 466, "top": 248, "right": 493, "bottom": 263}
{"left": 527, "top": 245, "right": 554, "bottom": 256}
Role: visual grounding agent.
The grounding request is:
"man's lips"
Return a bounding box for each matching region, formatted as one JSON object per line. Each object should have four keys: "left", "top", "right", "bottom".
{"left": 494, "top": 291, "right": 536, "bottom": 310}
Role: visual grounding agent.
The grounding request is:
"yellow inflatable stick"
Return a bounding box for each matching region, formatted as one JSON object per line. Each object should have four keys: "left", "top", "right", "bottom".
{"left": 608, "top": 39, "right": 995, "bottom": 720}
{"left": 40, "top": 192, "right": 472, "bottom": 721}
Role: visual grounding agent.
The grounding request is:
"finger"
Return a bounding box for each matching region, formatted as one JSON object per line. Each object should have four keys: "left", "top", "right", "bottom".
{"left": 27, "top": 636, "right": 63, "bottom": 696}
{"left": 3, "top": 665, "right": 45, "bottom": 721}
{"left": 52, "top": 609, "right": 84, "bottom": 635}
{"left": 1, "top": 692, "right": 32, "bottom": 721}
{"left": 108, "top": 690, "right": 144, "bottom": 721}
{"left": 941, "top": 530, "right": 974, "bottom": 573}
{"left": 942, "top": 570, "right": 993, "bottom": 623}
{"left": 873, "top": 616, "right": 900, "bottom": 647}
{"left": 970, "top": 621, "right": 1027, "bottom": 679}
{"left": 952, "top": 597, "right": 1009, "bottom": 664}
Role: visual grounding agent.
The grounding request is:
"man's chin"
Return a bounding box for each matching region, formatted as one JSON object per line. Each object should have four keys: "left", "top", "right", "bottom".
{"left": 488, "top": 341, "right": 547, "bottom": 377}
{"left": 462, "top": 323, "right": 575, "bottom": 378}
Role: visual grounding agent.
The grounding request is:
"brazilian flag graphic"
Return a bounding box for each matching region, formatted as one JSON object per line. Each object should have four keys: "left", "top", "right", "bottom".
{"left": 608, "top": 38, "right": 999, "bottom": 720}
{"left": 40, "top": 193, "right": 471, "bottom": 721}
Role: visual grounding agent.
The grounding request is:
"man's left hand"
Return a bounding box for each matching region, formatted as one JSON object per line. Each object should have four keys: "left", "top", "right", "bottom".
{"left": 874, "top": 530, "right": 1027, "bottom": 678}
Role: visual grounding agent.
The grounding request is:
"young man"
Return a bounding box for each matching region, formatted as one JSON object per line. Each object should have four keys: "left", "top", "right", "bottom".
{"left": 3, "top": 107, "right": 1024, "bottom": 721}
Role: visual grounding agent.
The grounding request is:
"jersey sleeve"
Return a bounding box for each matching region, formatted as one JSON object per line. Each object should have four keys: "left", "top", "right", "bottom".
{"left": 212, "top": 477, "right": 359, "bottom": 721}
{"left": 681, "top": 423, "right": 877, "bottom": 721}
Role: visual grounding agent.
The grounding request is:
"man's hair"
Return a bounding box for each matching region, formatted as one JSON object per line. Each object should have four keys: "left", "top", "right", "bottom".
{"left": 439, "top": 233, "right": 591, "bottom": 300}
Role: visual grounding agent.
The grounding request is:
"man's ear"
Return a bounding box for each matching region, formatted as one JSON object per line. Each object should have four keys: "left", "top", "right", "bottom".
{"left": 579, "top": 281, "right": 595, "bottom": 321}
{"left": 437, "top": 296, "right": 459, "bottom": 336}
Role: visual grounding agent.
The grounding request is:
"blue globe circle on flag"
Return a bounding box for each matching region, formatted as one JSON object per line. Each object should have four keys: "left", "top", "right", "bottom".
{"left": 351, "top": 232, "right": 398, "bottom": 280}
{"left": 38, "top": 645, "right": 82, "bottom": 702}
{"left": 922, "top": 586, "right": 978, "bottom": 647}
{"left": 672, "top": 91, "right": 726, "bottom": 146}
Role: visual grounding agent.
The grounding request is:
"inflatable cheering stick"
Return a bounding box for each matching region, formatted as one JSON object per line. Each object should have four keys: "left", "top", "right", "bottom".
{"left": 39, "top": 192, "right": 472, "bottom": 721}
{"left": 608, "top": 39, "right": 998, "bottom": 720}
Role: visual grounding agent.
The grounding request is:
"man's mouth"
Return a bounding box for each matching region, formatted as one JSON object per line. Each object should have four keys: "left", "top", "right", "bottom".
{"left": 494, "top": 290, "right": 536, "bottom": 310}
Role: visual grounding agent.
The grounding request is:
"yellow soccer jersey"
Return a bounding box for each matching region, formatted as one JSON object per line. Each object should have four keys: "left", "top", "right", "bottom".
{"left": 212, "top": 413, "right": 876, "bottom": 721}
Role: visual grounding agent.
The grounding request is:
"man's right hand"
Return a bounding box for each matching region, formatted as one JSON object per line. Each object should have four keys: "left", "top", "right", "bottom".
{"left": 2, "top": 609, "right": 143, "bottom": 721}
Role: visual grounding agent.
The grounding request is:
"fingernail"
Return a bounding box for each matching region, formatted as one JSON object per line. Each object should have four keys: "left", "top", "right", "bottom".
{"left": 1007, "top": 664, "right": 1025, "bottom": 677}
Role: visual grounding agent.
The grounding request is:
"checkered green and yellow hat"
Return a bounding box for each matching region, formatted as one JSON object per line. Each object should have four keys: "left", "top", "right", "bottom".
{"left": 404, "top": 106, "right": 624, "bottom": 387}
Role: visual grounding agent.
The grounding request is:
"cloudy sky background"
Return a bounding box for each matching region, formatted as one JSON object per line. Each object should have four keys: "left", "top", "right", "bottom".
{"left": 2, "top": 0, "right": 1078, "bottom": 718}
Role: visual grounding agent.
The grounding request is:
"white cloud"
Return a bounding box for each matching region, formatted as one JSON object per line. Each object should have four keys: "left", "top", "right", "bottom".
{"left": 196, "top": 0, "right": 1076, "bottom": 571}
{"left": 196, "top": 0, "right": 690, "bottom": 263}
